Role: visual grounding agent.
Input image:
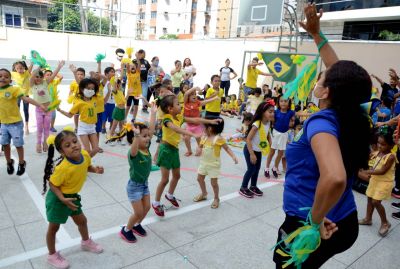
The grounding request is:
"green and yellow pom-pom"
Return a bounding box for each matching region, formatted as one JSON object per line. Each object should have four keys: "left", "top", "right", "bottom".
{"left": 63, "top": 126, "right": 75, "bottom": 132}
{"left": 46, "top": 135, "right": 56, "bottom": 146}
{"left": 95, "top": 53, "right": 106, "bottom": 63}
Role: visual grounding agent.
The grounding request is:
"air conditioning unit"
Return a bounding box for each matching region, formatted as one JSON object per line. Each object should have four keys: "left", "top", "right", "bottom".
{"left": 26, "top": 17, "right": 37, "bottom": 24}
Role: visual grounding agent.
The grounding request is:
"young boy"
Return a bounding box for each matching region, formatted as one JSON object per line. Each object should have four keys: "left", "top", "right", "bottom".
{"left": 125, "top": 61, "right": 142, "bottom": 122}
{"left": 102, "top": 67, "right": 116, "bottom": 133}
{"left": 205, "top": 75, "right": 224, "bottom": 117}
{"left": 68, "top": 65, "right": 85, "bottom": 132}
{"left": 0, "top": 68, "right": 46, "bottom": 175}
{"left": 44, "top": 69, "right": 63, "bottom": 133}
{"left": 109, "top": 80, "right": 126, "bottom": 146}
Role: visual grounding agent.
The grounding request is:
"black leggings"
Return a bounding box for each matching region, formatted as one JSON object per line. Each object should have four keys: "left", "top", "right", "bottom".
{"left": 241, "top": 145, "right": 262, "bottom": 188}
{"left": 221, "top": 80, "right": 231, "bottom": 97}
{"left": 18, "top": 98, "right": 29, "bottom": 123}
{"left": 273, "top": 210, "right": 358, "bottom": 269}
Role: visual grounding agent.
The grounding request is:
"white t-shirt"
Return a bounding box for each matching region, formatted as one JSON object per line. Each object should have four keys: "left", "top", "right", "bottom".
{"left": 251, "top": 121, "right": 270, "bottom": 152}
{"left": 103, "top": 82, "right": 115, "bottom": 104}
{"left": 183, "top": 65, "right": 195, "bottom": 83}
{"left": 220, "top": 66, "right": 235, "bottom": 82}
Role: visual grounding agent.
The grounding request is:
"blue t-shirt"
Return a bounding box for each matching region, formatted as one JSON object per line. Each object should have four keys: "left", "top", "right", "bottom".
{"left": 283, "top": 109, "right": 356, "bottom": 222}
{"left": 371, "top": 107, "right": 391, "bottom": 124}
{"left": 274, "top": 109, "right": 295, "bottom": 133}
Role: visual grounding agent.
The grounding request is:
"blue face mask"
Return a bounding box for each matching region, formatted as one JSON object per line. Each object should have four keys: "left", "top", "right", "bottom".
{"left": 153, "top": 60, "right": 159, "bottom": 66}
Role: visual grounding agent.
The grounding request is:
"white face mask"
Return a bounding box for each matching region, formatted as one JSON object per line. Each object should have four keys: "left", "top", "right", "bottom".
{"left": 83, "top": 88, "right": 95, "bottom": 98}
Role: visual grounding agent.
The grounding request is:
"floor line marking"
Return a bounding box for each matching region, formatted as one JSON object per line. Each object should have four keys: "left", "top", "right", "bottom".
{"left": 0, "top": 181, "right": 279, "bottom": 268}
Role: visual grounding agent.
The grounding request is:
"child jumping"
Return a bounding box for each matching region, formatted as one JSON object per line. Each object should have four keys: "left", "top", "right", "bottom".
{"left": 193, "top": 117, "right": 238, "bottom": 208}
{"left": 43, "top": 129, "right": 104, "bottom": 269}
{"left": 359, "top": 132, "right": 396, "bottom": 237}
{"left": 125, "top": 61, "right": 142, "bottom": 122}
{"left": 152, "top": 94, "right": 220, "bottom": 217}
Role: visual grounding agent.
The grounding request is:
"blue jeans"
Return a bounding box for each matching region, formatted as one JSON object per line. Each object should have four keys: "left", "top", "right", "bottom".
{"left": 141, "top": 81, "right": 149, "bottom": 106}
{"left": 241, "top": 145, "right": 262, "bottom": 188}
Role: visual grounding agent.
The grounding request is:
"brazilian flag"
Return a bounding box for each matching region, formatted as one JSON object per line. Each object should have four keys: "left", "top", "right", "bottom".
{"left": 259, "top": 53, "right": 296, "bottom": 83}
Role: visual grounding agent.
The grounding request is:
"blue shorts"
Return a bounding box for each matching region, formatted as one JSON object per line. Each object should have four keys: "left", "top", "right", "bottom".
{"left": 96, "top": 112, "right": 103, "bottom": 133}
{"left": 126, "top": 180, "right": 150, "bottom": 202}
{"left": 51, "top": 110, "right": 56, "bottom": 120}
{"left": 243, "top": 86, "right": 255, "bottom": 102}
{"left": 103, "top": 103, "right": 115, "bottom": 123}
{"left": 0, "top": 121, "right": 24, "bottom": 147}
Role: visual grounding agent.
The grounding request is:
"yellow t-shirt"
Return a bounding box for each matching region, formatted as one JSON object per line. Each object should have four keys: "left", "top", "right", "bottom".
{"left": 11, "top": 71, "right": 30, "bottom": 95}
{"left": 246, "top": 68, "right": 261, "bottom": 89}
{"left": 162, "top": 113, "right": 184, "bottom": 148}
{"left": 68, "top": 80, "right": 79, "bottom": 104}
{"left": 178, "top": 92, "right": 184, "bottom": 106}
{"left": 200, "top": 136, "right": 226, "bottom": 158}
{"left": 248, "top": 95, "right": 264, "bottom": 112}
{"left": 69, "top": 98, "right": 97, "bottom": 124}
{"left": 127, "top": 71, "right": 142, "bottom": 97}
{"left": 222, "top": 103, "right": 228, "bottom": 111}
{"left": 0, "top": 85, "right": 24, "bottom": 124}
{"left": 49, "top": 78, "right": 61, "bottom": 91}
{"left": 157, "top": 107, "right": 165, "bottom": 120}
{"left": 50, "top": 150, "right": 91, "bottom": 194}
{"left": 113, "top": 89, "right": 125, "bottom": 106}
{"left": 205, "top": 87, "right": 224, "bottom": 113}
{"left": 95, "top": 84, "right": 105, "bottom": 113}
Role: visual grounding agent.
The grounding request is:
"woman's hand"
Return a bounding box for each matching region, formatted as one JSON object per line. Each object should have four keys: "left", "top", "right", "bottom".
{"left": 62, "top": 197, "right": 78, "bottom": 211}
{"left": 319, "top": 217, "right": 338, "bottom": 240}
{"left": 299, "top": 3, "right": 323, "bottom": 38}
{"left": 250, "top": 153, "right": 257, "bottom": 164}
{"left": 93, "top": 166, "right": 104, "bottom": 174}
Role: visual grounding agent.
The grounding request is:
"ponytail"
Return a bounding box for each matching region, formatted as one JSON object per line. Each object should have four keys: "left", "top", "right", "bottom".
{"left": 43, "top": 135, "right": 56, "bottom": 194}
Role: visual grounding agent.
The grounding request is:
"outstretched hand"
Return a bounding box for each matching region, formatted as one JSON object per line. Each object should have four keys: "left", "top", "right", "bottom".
{"left": 299, "top": 3, "right": 323, "bottom": 37}
{"left": 319, "top": 217, "right": 338, "bottom": 240}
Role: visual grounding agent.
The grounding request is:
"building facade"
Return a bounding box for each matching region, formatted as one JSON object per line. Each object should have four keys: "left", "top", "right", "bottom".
{"left": 0, "top": 0, "right": 50, "bottom": 29}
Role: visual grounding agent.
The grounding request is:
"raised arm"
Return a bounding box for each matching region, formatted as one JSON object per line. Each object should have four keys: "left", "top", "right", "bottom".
{"left": 129, "top": 125, "right": 141, "bottom": 157}
{"left": 183, "top": 87, "right": 200, "bottom": 103}
{"left": 148, "top": 103, "right": 157, "bottom": 136}
{"left": 69, "top": 64, "right": 80, "bottom": 83}
{"left": 371, "top": 74, "right": 384, "bottom": 86}
{"left": 47, "top": 60, "right": 65, "bottom": 84}
{"left": 299, "top": 3, "right": 338, "bottom": 68}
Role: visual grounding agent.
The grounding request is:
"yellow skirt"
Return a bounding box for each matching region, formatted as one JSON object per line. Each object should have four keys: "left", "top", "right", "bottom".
{"left": 366, "top": 178, "right": 394, "bottom": 200}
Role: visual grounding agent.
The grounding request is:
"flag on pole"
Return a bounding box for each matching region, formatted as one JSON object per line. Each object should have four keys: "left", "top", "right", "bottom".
{"left": 259, "top": 53, "right": 297, "bottom": 83}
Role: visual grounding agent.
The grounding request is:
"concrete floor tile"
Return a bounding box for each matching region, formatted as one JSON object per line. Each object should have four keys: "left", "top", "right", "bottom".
{"left": 15, "top": 220, "right": 48, "bottom": 251}
{"left": 124, "top": 250, "right": 197, "bottom": 269}
{"left": 0, "top": 197, "right": 14, "bottom": 230}
{"left": 0, "top": 227, "right": 25, "bottom": 259}
{"left": 321, "top": 258, "right": 348, "bottom": 269}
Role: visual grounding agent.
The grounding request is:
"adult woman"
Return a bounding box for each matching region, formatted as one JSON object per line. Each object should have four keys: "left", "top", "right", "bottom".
{"left": 273, "top": 4, "right": 371, "bottom": 269}
{"left": 183, "top": 58, "right": 196, "bottom": 87}
{"left": 147, "top": 56, "right": 164, "bottom": 101}
{"left": 171, "top": 60, "right": 188, "bottom": 95}
{"left": 219, "top": 59, "right": 238, "bottom": 97}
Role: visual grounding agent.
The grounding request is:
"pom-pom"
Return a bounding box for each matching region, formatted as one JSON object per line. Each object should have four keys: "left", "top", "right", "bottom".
{"left": 121, "top": 58, "right": 132, "bottom": 64}
{"left": 46, "top": 135, "right": 56, "bottom": 146}
{"left": 63, "top": 126, "right": 75, "bottom": 132}
{"left": 291, "top": 55, "right": 306, "bottom": 66}
{"left": 95, "top": 53, "right": 106, "bottom": 63}
{"left": 126, "top": 47, "right": 134, "bottom": 58}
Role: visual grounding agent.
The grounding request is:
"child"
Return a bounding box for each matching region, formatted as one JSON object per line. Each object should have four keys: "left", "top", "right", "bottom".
{"left": 12, "top": 60, "right": 33, "bottom": 134}
{"left": 109, "top": 80, "right": 127, "bottom": 146}
{"left": 102, "top": 67, "right": 116, "bottom": 133}
{"left": 193, "top": 117, "right": 238, "bottom": 208}
{"left": 1, "top": 68, "right": 46, "bottom": 176}
{"left": 125, "top": 61, "right": 142, "bottom": 122}
{"left": 246, "top": 87, "right": 264, "bottom": 115}
{"left": 152, "top": 95, "right": 220, "bottom": 217}
{"left": 68, "top": 65, "right": 86, "bottom": 132}
{"left": 239, "top": 100, "right": 275, "bottom": 198}
{"left": 359, "top": 132, "right": 396, "bottom": 237}
{"left": 265, "top": 96, "right": 295, "bottom": 178}
{"left": 205, "top": 75, "right": 224, "bottom": 117}
{"left": 183, "top": 86, "right": 218, "bottom": 156}
{"left": 178, "top": 81, "right": 190, "bottom": 108}
{"left": 229, "top": 112, "right": 253, "bottom": 141}
{"left": 120, "top": 104, "right": 157, "bottom": 243}
{"left": 44, "top": 69, "right": 63, "bottom": 133}
{"left": 372, "top": 97, "right": 392, "bottom": 126}
{"left": 281, "top": 117, "right": 299, "bottom": 173}
{"left": 228, "top": 95, "right": 239, "bottom": 116}
{"left": 43, "top": 130, "right": 104, "bottom": 269}
{"left": 57, "top": 78, "right": 100, "bottom": 157}
{"left": 220, "top": 97, "right": 233, "bottom": 118}
{"left": 30, "top": 62, "right": 64, "bottom": 153}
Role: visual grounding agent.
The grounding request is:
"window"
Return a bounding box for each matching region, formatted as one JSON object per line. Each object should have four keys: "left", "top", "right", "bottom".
{"left": 150, "top": 26, "right": 156, "bottom": 34}
{"left": 163, "top": 27, "right": 167, "bottom": 34}
{"left": 152, "top": 0, "right": 157, "bottom": 2}
{"left": 5, "top": 13, "right": 21, "bottom": 27}
{"left": 139, "top": 12, "right": 145, "bottom": 19}
{"left": 177, "top": 28, "right": 179, "bottom": 32}
{"left": 139, "top": 0, "right": 146, "bottom": 5}
{"left": 192, "top": 2, "right": 197, "bottom": 9}
{"left": 151, "top": 11, "right": 157, "bottom": 18}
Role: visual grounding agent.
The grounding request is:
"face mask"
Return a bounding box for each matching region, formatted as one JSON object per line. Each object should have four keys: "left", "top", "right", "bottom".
{"left": 83, "top": 88, "right": 95, "bottom": 98}
{"left": 153, "top": 60, "right": 159, "bottom": 66}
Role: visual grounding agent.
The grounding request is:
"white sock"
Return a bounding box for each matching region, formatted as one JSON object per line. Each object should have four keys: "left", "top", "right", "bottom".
{"left": 265, "top": 167, "right": 270, "bottom": 172}
{"left": 152, "top": 201, "right": 160, "bottom": 206}
{"left": 166, "top": 192, "right": 174, "bottom": 199}
{"left": 124, "top": 226, "right": 130, "bottom": 232}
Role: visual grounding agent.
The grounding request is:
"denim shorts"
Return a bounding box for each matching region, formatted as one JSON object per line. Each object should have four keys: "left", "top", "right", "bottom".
{"left": 126, "top": 180, "right": 150, "bottom": 202}
{"left": 0, "top": 121, "right": 24, "bottom": 147}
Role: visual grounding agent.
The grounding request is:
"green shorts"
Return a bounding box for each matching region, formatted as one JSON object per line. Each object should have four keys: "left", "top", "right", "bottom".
{"left": 45, "top": 190, "right": 83, "bottom": 224}
{"left": 157, "top": 143, "right": 180, "bottom": 169}
{"left": 112, "top": 107, "right": 126, "bottom": 121}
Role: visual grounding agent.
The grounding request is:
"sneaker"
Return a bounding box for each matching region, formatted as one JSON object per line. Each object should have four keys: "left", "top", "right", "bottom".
{"left": 264, "top": 169, "right": 270, "bottom": 178}
{"left": 378, "top": 222, "right": 391, "bottom": 237}
{"left": 109, "top": 140, "right": 116, "bottom": 147}
{"left": 239, "top": 187, "right": 254, "bottom": 198}
{"left": 392, "top": 212, "right": 400, "bottom": 220}
{"left": 50, "top": 127, "right": 58, "bottom": 133}
{"left": 249, "top": 186, "right": 263, "bottom": 196}
{"left": 47, "top": 252, "right": 69, "bottom": 269}
{"left": 16, "top": 161, "right": 26, "bottom": 176}
{"left": 152, "top": 203, "right": 165, "bottom": 217}
{"left": 119, "top": 226, "right": 137, "bottom": 243}
{"left": 165, "top": 194, "right": 180, "bottom": 208}
{"left": 272, "top": 168, "right": 279, "bottom": 179}
{"left": 101, "top": 128, "right": 106, "bottom": 134}
{"left": 392, "top": 188, "right": 400, "bottom": 199}
{"left": 120, "top": 139, "right": 126, "bottom": 146}
{"left": 132, "top": 224, "right": 147, "bottom": 237}
{"left": 7, "top": 159, "right": 15, "bottom": 175}
{"left": 81, "top": 238, "right": 103, "bottom": 253}
{"left": 392, "top": 202, "right": 400, "bottom": 210}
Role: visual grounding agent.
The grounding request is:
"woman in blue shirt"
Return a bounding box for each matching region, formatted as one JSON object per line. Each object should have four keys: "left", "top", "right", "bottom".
{"left": 273, "top": 4, "right": 372, "bottom": 269}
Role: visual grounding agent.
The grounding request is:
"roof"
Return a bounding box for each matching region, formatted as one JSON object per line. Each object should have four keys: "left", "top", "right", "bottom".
{"left": 9, "top": 0, "right": 52, "bottom": 5}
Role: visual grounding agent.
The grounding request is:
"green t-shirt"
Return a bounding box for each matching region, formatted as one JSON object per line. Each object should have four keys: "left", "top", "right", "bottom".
{"left": 128, "top": 149, "right": 152, "bottom": 183}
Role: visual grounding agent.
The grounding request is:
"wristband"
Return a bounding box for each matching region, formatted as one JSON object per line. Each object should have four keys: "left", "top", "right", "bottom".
{"left": 317, "top": 31, "right": 328, "bottom": 52}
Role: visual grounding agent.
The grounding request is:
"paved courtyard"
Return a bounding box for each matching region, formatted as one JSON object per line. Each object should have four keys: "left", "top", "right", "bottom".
{"left": 0, "top": 85, "right": 400, "bottom": 269}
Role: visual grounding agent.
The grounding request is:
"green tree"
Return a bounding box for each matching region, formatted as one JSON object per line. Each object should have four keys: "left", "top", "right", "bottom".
{"left": 379, "top": 30, "right": 400, "bottom": 41}
{"left": 87, "top": 11, "right": 116, "bottom": 35}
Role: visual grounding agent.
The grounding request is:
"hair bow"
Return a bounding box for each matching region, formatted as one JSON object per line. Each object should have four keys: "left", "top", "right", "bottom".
{"left": 265, "top": 99, "right": 275, "bottom": 107}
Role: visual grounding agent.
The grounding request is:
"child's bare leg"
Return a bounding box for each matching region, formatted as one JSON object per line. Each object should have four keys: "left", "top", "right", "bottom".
{"left": 88, "top": 133, "right": 99, "bottom": 157}
{"left": 73, "top": 114, "right": 79, "bottom": 131}
{"left": 16, "top": 146, "right": 24, "bottom": 164}
{"left": 125, "top": 106, "right": 131, "bottom": 119}
{"left": 274, "top": 150, "right": 284, "bottom": 171}
{"left": 282, "top": 157, "right": 287, "bottom": 172}
{"left": 132, "top": 105, "right": 139, "bottom": 120}
{"left": 71, "top": 213, "right": 89, "bottom": 241}
{"left": 153, "top": 144, "right": 160, "bottom": 163}
{"left": 364, "top": 197, "right": 374, "bottom": 221}
{"left": 138, "top": 195, "right": 151, "bottom": 223}
{"left": 3, "top": 144, "right": 11, "bottom": 163}
{"left": 127, "top": 201, "right": 144, "bottom": 230}
{"left": 265, "top": 148, "right": 275, "bottom": 169}
{"left": 167, "top": 168, "right": 181, "bottom": 195}
{"left": 197, "top": 174, "right": 207, "bottom": 196}
{"left": 46, "top": 223, "right": 60, "bottom": 254}
{"left": 155, "top": 167, "right": 170, "bottom": 202}
{"left": 184, "top": 135, "right": 192, "bottom": 156}
{"left": 109, "top": 120, "right": 118, "bottom": 136}
{"left": 372, "top": 199, "right": 389, "bottom": 224}
{"left": 79, "top": 135, "right": 91, "bottom": 153}
{"left": 194, "top": 137, "right": 202, "bottom": 156}
{"left": 211, "top": 178, "right": 219, "bottom": 199}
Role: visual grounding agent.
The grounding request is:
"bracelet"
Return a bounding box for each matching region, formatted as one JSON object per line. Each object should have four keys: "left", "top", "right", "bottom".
{"left": 317, "top": 31, "right": 328, "bottom": 52}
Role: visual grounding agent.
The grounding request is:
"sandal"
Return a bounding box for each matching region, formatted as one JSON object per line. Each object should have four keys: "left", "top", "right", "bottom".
{"left": 98, "top": 147, "right": 104, "bottom": 153}
{"left": 194, "top": 148, "right": 202, "bottom": 156}
{"left": 379, "top": 222, "right": 391, "bottom": 237}
{"left": 36, "top": 144, "right": 42, "bottom": 153}
{"left": 211, "top": 198, "right": 220, "bottom": 209}
{"left": 184, "top": 151, "right": 193, "bottom": 157}
{"left": 358, "top": 218, "right": 372, "bottom": 225}
{"left": 43, "top": 143, "right": 48, "bottom": 153}
{"left": 193, "top": 194, "right": 207, "bottom": 202}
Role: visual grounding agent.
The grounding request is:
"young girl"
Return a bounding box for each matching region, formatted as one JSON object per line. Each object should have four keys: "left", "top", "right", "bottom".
{"left": 178, "top": 81, "right": 190, "bottom": 108}
{"left": 246, "top": 87, "right": 264, "bottom": 115}
{"left": 120, "top": 104, "right": 157, "bottom": 243}
{"left": 68, "top": 65, "right": 86, "bottom": 133}
{"left": 125, "top": 60, "right": 142, "bottom": 122}
{"left": 152, "top": 95, "right": 220, "bottom": 217}
{"left": 220, "top": 97, "right": 234, "bottom": 118}
{"left": 193, "top": 117, "right": 238, "bottom": 208}
{"left": 109, "top": 80, "right": 127, "bottom": 146}
{"left": 239, "top": 100, "right": 275, "bottom": 198}
{"left": 57, "top": 78, "right": 100, "bottom": 157}
{"left": 359, "top": 132, "right": 396, "bottom": 237}
{"left": 229, "top": 112, "right": 252, "bottom": 141}
{"left": 43, "top": 130, "right": 104, "bottom": 269}
{"left": 183, "top": 86, "right": 218, "bottom": 156}
{"left": 30, "top": 61, "right": 64, "bottom": 153}
{"left": 265, "top": 96, "right": 295, "bottom": 178}
{"left": 12, "top": 60, "right": 33, "bottom": 134}
{"left": 44, "top": 69, "right": 64, "bottom": 133}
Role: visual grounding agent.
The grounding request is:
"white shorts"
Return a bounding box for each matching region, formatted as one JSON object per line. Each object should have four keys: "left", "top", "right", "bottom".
{"left": 271, "top": 129, "right": 288, "bottom": 151}
{"left": 77, "top": 121, "right": 96, "bottom": 136}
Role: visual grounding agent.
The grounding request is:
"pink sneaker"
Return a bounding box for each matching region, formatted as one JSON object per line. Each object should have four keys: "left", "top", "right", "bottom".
{"left": 47, "top": 252, "right": 69, "bottom": 269}
{"left": 81, "top": 238, "right": 103, "bottom": 253}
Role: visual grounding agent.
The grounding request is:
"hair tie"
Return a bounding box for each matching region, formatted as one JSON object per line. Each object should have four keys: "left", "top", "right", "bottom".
{"left": 265, "top": 99, "right": 275, "bottom": 107}
{"left": 46, "top": 135, "right": 56, "bottom": 146}
{"left": 63, "top": 126, "right": 74, "bottom": 132}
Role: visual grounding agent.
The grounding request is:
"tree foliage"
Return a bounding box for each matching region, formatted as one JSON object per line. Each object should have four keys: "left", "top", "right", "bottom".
{"left": 379, "top": 30, "right": 400, "bottom": 41}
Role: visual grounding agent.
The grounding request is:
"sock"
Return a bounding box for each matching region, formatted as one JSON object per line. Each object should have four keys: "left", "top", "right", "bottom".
{"left": 124, "top": 226, "right": 130, "bottom": 232}
{"left": 166, "top": 192, "right": 174, "bottom": 199}
{"left": 152, "top": 201, "right": 160, "bottom": 206}
{"left": 265, "top": 167, "right": 269, "bottom": 172}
